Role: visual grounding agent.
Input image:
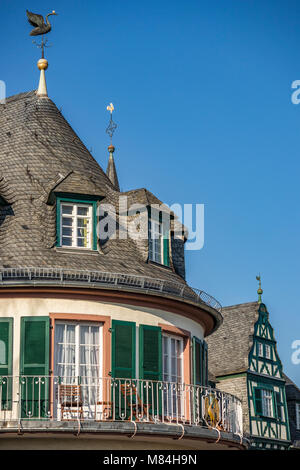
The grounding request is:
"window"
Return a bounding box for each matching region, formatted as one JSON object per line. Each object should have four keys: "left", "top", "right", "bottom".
{"left": 54, "top": 322, "right": 102, "bottom": 419}
{"left": 54, "top": 322, "right": 102, "bottom": 380}
{"left": 262, "top": 389, "right": 273, "bottom": 417}
{"left": 255, "top": 387, "right": 274, "bottom": 417}
{"left": 265, "top": 344, "right": 271, "bottom": 359}
{"left": 56, "top": 195, "right": 98, "bottom": 250}
{"left": 148, "top": 218, "right": 169, "bottom": 266}
{"left": 257, "top": 342, "right": 263, "bottom": 357}
{"left": 60, "top": 202, "right": 93, "bottom": 248}
{"left": 163, "top": 334, "right": 183, "bottom": 415}
{"left": 296, "top": 403, "right": 300, "bottom": 430}
{"left": 163, "top": 334, "right": 183, "bottom": 384}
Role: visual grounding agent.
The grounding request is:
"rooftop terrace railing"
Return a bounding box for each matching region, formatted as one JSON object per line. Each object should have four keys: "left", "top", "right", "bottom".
{"left": 0, "top": 376, "right": 242, "bottom": 437}
{"left": 0, "top": 267, "right": 222, "bottom": 313}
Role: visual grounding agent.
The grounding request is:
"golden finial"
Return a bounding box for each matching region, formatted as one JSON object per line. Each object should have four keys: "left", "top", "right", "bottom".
{"left": 256, "top": 274, "right": 263, "bottom": 304}
{"left": 107, "top": 103, "right": 114, "bottom": 114}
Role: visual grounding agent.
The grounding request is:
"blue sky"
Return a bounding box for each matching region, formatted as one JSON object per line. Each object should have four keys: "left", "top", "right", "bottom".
{"left": 1, "top": 0, "right": 300, "bottom": 384}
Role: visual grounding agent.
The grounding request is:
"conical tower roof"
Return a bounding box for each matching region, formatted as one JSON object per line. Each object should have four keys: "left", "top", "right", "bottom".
{"left": 106, "top": 145, "right": 120, "bottom": 191}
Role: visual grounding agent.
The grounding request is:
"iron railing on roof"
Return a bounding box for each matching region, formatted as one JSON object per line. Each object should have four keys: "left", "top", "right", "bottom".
{"left": 0, "top": 267, "right": 222, "bottom": 313}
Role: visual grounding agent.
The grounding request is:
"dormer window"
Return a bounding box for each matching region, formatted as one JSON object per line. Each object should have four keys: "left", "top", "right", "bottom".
{"left": 61, "top": 203, "right": 92, "bottom": 248}
{"left": 148, "top": 218, "right": 170, "bottom": 266}
{"left": 56, "top": 195, "right": 98, "bottom": 250}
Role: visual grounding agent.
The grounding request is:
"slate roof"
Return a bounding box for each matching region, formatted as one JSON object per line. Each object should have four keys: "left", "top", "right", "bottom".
{"left": 284, "top": 373, "right": 300, "bottom": 400}
{"left": 206, "top": 301, "right": 259, "bottom": 376}
{"left": 0, "top": 91, "right": 188, "bottom": 284}
{"left": 106, "top": 152, "right": 120, "bottom": 191}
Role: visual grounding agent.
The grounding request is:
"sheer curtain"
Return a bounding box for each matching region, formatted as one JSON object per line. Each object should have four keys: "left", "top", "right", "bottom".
{"left": 55, "top": 323, "right": 76, "bottom": 383}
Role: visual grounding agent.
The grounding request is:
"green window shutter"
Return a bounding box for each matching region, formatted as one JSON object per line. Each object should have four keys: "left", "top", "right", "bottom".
{"left": 111, "top": 320, "right": 136, "bottom": 379}
{"left": 192, "top": 337, "right": 203, "bottom": 386}
{"left": 254, "top": 388, "right": 263, "bottom": 416}
{"left": 163, "top": 237, "right": 170, "bottom": 267}
{"left": 20, "top": 317, "right": 50, "bottom": 418}
{"left": 139, "top": 325, "right": 162, "bottom": 381}
{"left": 0, "top": 318, "right": 13, "bottom": 410}
{"left": 20, "top": 317, "right": 50, "bottom": 376}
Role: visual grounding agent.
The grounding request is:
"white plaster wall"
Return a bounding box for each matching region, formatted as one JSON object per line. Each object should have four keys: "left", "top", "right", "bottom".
{"left": 0, "top": 296, "right": 205, "bottom": 377}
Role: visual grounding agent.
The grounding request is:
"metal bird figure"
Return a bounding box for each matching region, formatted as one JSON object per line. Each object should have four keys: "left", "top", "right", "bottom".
{"left": 26, "top": 10, "right": 57, "bottom": 36}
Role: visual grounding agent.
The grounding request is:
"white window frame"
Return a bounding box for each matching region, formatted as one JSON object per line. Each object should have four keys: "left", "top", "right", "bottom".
{"left": 261, "top": 389, "right": 274, "bottom": 418}
{"left": 257, "top": 342, "right": 263, "bottom": 357}
{"left": 54, "top": 321, "right": 103, "bottom": 420}
{"left": 162, "top": 333, "right": 184, "bottom": 417}
{"left": 265, "top": 344, "right": 271, "bottom": 359}
{"left": 162, "top": 334, "right": 184, "bottom": 384}
{"left": 60, "top": 202, "right": 93, "bottom": 249}
{"left": 148, "top": 218, "right": 164, "bottom": 264}
{"left": 54, "top": 321, "right": 103, "bottom": 381}
{"left": 296, "top": 403, "right": 300, "bottom": 430}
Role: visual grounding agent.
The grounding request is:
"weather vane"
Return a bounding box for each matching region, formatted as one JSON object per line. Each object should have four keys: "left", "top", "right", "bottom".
{"left": 106, "top": 103, "right": 117, "bottom": 144}
{"left": 26, "top": 10, "right": 58, "bottom": 58}
{"left": 256, "top": 274, "right": 263, "bottom": 304}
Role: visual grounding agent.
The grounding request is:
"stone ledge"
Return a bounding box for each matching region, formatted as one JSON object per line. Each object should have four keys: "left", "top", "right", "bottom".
{"left": 0, "top": 420, "right": 249, "bottom": 449}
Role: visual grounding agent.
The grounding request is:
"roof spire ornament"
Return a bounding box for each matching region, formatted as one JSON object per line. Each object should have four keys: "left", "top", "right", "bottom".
{"left": 256, "top": 274, "right": 263, "bottom": 304}
{"left": 105, "top": 103, "right": 120, "bottom": 191}
{"left": 26, "top": 10, "right": 58, "bottom": 97}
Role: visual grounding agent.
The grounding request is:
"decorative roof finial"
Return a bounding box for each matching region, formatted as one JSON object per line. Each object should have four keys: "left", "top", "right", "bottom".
{"left": 256, "top": 274, "right": 263, "bottom": 304}
{"left": 105, "top": 103, "right": 120, "bottom": 191}
{"left": 26, "top": 10, "right": 58, "bottom": 97}
{"left": 106, "top": 103, "right": 117, "bottom": 146}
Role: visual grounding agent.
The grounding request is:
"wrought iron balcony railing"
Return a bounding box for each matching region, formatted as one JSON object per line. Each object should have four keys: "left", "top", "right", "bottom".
{"left": 0, "top": 376, "right": 242, "bottom": 437}
{"left": 0, "top": 267, "right": 222, "bottom": 313}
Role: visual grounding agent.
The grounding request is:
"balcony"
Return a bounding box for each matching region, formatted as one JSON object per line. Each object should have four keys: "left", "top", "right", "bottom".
{"left": 0, "top": 376, "right": 244, "bottom": 447}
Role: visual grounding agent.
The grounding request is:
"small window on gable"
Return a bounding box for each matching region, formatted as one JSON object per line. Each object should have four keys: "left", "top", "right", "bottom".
{"left": 56, "top": 197, "right": 97, "bottom": 250}
{"left": 257, "top": 342, "right": 263, "bottom": 357}
{"left": 265, "top": 344, "right": 271, "bottom": 359}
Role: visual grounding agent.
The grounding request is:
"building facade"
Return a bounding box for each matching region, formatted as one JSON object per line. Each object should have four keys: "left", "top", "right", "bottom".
{"left": 0, "top": 65, "right": 247, "bottom": 449}
{"left": 284, "top": 374, "right": 300, "bottom": 449}
{"left": 207, "top": 301, "right": 291, "bottom": 450}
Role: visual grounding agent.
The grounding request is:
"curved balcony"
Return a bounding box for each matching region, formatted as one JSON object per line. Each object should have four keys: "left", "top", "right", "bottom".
{"left": 0, "top": 376, "right": 244, "bottom": 448}
{"left": 0, "top": 266, "right": 222, "bottom": 314}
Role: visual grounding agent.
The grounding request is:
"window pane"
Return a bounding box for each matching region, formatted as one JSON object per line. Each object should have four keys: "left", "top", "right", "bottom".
{"left": 77, "top": 227, "right": 87, "bottom": 238}
{"left": 62, "top": 237, "right": 72, "bottom": 246}
{"left": 62, "top": 227, "right": 72, "bottom": 237}
{"left": 77, "top": 238, "right": 85, "bottom": 247}
{"left": 61, "top": 205, "right": 73, "bottom": 215}
{"left": 62, "top": 217, "right": 73, "bottom": 226}
{"left": 77, "top": 207, "right": 89, "bottom": 216}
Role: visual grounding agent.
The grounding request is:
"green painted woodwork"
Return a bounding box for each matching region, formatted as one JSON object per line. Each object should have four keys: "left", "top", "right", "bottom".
{"left": 192, "top": 337, "right": 208, "bottom": 387}
{"left": 111, "top": 320, "right": 136, "bottom": 420}
{"left": 0, "top": 318, "right": 13, "bottom": 410}
{"left": 249, "top": 303, "right": 284, "bottom": 378}
{"left": 163, "top": 236, "right": 170, "bottom": 267}
{"left": 139, "top": 325, "right": 162, "bottom": 381}
{"left": 20, "top": 317, "right": 50, "bottom": 419}
{"left": 56, "top": 194, "right": 98, "bottom": 250}
{"left": 247, "top": 303, "right": 291, "bottom": 446}
{"left": 111, "top": 320, "right": 136, "bottom": 379}
{"left": 139, "top": 325, "right": 162, "bottom": 416}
